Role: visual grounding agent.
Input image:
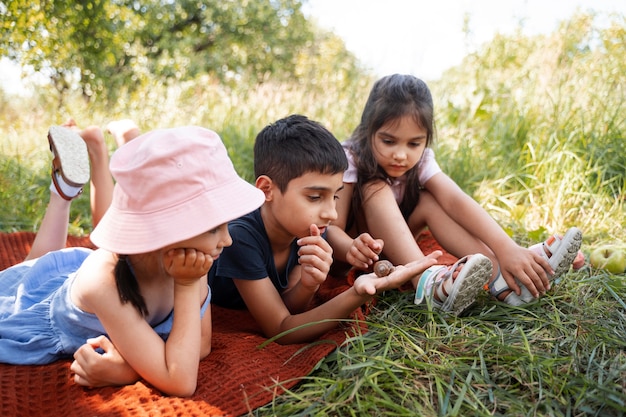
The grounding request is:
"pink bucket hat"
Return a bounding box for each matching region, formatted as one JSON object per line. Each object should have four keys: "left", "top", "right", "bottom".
{"left": 90, "top": 126, "right": 265, "bottom": 254}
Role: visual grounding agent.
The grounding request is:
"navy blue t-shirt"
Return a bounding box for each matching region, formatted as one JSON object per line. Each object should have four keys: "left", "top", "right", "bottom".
{"left": 209, "top": 208, "right": 301, "bottom": 309}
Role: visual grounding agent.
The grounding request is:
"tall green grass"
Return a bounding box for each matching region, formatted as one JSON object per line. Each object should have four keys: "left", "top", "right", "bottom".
{"left": 432, "top": 12, "right": 625, "bottom": 242}
{"left": 1, "top": 11, "right": 625, "bottom": 416}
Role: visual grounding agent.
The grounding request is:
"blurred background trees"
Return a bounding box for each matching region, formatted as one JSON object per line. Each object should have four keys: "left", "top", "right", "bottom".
{"left": 0, "top": 0, "right": 363, "bottom": 103}
{"left": 0, "top": 2, "right": 623, "bottom": 241}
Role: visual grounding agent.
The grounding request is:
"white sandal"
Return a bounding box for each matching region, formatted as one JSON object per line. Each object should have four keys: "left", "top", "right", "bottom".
{"left": 489, "top": 227, "right": 583, "bottom": 305}
{"left": 48, "top": 126, "right": 90, "bottom": 200}
{"left": 414, "top": 254, "right": 493, "bottom": 316}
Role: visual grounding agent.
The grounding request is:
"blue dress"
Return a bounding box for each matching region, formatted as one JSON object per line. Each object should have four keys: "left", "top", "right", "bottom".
{"left": 0, "top": 247, "right": 211, "bottom": 365}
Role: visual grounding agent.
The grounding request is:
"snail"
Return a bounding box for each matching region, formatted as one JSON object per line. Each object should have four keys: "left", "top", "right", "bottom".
{"left": 373, "top": 260, "right": 395, "bottom": 277}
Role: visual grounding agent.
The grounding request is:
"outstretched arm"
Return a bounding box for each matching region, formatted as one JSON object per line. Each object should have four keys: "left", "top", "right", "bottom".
{"left": 236, "top": 251, "right": 441, "bottom": 344}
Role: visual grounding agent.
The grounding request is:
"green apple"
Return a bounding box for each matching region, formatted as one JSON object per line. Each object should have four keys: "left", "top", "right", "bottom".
{"left": 589, "top": 246, "right": 626, "bottom": 274}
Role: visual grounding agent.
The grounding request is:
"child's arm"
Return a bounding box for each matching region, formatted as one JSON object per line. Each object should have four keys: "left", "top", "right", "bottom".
{"left": 281, "top": 225, "right": 332, "bottom": 313}
{"left": 328, "top": 181, "right": 384, "bottom": 269}
{"left": 75, "top": 249, "right": 211, "bottom": 397}
{"left": 327, "top": 225, "right": 384, "bottom": 270}
{"left": 71, "top": 307, "right": 212, "bottom": 388}
{"left": 234, "top": 252, "right": 441, "bottom": 344}
{"left": 71, "top": 335, "right": 141, "bottom": 386}
{"left": 425, "top": 173, "right": 552, "bottom": 297}
{"left": 71, "top": 284, "right": 212, "bottom": 388}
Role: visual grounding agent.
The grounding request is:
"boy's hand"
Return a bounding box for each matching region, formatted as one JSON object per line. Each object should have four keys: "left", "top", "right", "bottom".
{"left": 353, "top": 251, "right": 442, "bottom": 296}
{"left": 163, "top": 248, "right": 213, "bottom": 285}
{"left": 346, "top": 233, "right": 384, "bottom": 270}
{"left": 297, "top": 224, "right": 333, "bottom": 290}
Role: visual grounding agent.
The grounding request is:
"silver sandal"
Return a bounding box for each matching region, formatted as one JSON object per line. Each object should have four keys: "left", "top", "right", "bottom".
{"left": 414, "top": 254, "right": 493, "bottom": 316}
{"left": 489, "top": 227, "right": 583, "bottom": 305}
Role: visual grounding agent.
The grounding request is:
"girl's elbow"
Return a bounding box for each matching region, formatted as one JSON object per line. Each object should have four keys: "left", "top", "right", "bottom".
{"left": 274, "top": 336, "right": 292, "bottom": 345}
{"left": 200, "top": 343, "right": 212, "bottom": 359}
{"left": 165, "top": 380, "right": 197, "bottom": 398}
{"left": 261, "top": 327, "right": 293, "bottom": 345}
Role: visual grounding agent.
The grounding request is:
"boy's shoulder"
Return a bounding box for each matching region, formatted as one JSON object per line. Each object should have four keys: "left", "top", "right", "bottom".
{"left": 229, "top": 208, "right": 264, "bottom": 238}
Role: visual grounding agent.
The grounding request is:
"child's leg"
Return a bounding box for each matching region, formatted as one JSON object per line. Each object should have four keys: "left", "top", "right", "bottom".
{"left": 63, "top": 119, "right": 117, "bottom": 228}
{"left": 407, "top": 191, "right": 496, "bottom": 262}
{"left": 82, "top": 126, "right": 114, "bottom": 228}
{"left": 26, "top": 126, "right": 90, "bottom": 260}
{"left": 360, "top": 183, "right": 491, "bottom": 315}
{"left": 361, "top": 182, "right": 427, "bottom": 269}
{"left": 25, "top": 193, "right": 72, "bottom": 260}
{"left": 106, "top": 119, "right": 141, "bottom": 147}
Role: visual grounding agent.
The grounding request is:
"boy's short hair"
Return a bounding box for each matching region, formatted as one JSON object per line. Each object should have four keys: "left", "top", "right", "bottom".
{"left": 254, "top": 114, "right": 348, "bottom": 192}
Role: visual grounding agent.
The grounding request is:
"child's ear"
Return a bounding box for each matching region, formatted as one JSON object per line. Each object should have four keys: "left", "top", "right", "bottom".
{"left": 255, "top": 175, "right": 274, "bottom": 200}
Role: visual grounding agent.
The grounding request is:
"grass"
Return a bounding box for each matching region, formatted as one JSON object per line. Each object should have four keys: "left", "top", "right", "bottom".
{"left": 1, "top": 11, "right": 625, "bottom": 417}
{"left": 253, "top": 269, "right": 626, "bottom": 416}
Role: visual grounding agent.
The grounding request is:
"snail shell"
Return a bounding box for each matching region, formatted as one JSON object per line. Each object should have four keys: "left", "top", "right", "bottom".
{"left": 374, "top": 260, "right": 395, "bottom": 277}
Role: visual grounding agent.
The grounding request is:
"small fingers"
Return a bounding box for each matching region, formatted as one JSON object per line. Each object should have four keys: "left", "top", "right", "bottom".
{"left": 164, "top": 248, "right": 213, "bottom": 281}
{"left": 508, "top": 264, "right": 549, "bottom": 298}
{"left": 309, "top": 224, "right": 321, "bottom": 237}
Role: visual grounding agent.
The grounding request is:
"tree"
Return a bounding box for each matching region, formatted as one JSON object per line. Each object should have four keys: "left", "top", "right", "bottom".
{"left": 0, "top": 0, "right": 315, "bottom": 101}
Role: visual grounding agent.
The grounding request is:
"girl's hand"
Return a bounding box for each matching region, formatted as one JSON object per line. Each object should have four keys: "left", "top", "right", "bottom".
{"left": 297, "top": 224, "right": 333, "bottom": 290}
{"left": 163, "top": 248, "right": 213, "bottom": 285}
{"left": 353, "top": 251, "right": 442, "bottom": 296}
{"left": 71, "top": 335, "right": 140, "bottom": 387}
{"left": 346, "top": 233, "right": 384, "bottom": 270}
{"left": 497, "top": 245, "right": 550, "bottom": 298}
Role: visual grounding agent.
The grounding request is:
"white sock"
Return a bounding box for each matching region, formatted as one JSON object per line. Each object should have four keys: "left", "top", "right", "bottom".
{"left": 50, "top": 172, "right": 83, "bottom": 199}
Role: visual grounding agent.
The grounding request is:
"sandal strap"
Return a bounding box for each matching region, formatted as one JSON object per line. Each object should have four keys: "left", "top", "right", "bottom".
{"left": 414, "top": 265, "right": 446, "bottom": 307}
{"left": 487, "top": 267, "right": 509, "bottom": 297}
{"left": 540, "top": 234, "right": 560, "bottom": 263}
{"left": 435, "top": 273, "right": 451, "bottom": 302}
{"left": 414, "top": 256, "right": 470, "bottom": 307}
{"left": 488, "top": 268, "right": 532, "bottom": 305}
{"left": 51, "top": 168, "right": 81, "bottom": 200}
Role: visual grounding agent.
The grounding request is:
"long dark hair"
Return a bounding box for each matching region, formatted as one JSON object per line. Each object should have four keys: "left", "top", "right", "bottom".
{"left": 346, "top": 74, "right": 436, "bottom": 219}
{"left": 115, "top": 256, "right": 149, "bottom": 317}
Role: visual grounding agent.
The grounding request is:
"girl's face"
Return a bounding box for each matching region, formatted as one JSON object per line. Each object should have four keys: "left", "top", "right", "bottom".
{"left": 165, "top": 223, "right": 232, "bottom": 261}
{"left": 371, "top": 115, "right": 428, "bottom": 178}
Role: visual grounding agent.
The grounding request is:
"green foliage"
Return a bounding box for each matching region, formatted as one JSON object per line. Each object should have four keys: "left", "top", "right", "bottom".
{"left": 1, "top": 9, "right": 625, "bottom": 415}
{"left": 432, "top": 12, "right": 625, "bottom": 237}
{"left": 0, "top": 0, "right": 326, "bottom": 102}
{"left": 1, "top": 1, "right": 134, "bottom": 100}
{"left": 255, "top": 273, "right": 626, "bottom": 416}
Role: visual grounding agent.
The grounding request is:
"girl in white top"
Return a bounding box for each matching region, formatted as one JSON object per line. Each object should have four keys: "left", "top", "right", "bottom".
{"left": 328, "top": 74, "right": 582, "bottom": 313}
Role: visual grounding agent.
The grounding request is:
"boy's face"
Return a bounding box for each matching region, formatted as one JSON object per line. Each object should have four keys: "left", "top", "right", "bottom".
{"left": 269, "top": 171, "right": 344, "bottom": 239}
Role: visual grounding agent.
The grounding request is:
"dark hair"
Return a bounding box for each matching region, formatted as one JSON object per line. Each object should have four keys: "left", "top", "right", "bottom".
{"left": 115, "top": 256, "right": 149, "bottom": 317}
{"left": 254, "top": 114, "right": 348, "bottom": 192}
{"left": 347, "top": 74, "right": 436, "bottom": 218}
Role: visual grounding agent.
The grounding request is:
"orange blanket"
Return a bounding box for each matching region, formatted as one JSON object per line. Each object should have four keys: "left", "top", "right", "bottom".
{"left": 0, "top": 231, "right": 452, "bottom": 416}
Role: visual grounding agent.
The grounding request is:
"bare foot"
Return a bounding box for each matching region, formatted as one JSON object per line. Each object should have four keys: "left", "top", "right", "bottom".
{"left": 61, "top": 119, "right": 108, "bottom": 162}
{"left": 106, "top": 119, "right": 140, "bottom": 147}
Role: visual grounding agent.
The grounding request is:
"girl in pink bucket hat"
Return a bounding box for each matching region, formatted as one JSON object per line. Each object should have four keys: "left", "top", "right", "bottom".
{"left": 0, "top": 125, "right": 264, "bottom": 397}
